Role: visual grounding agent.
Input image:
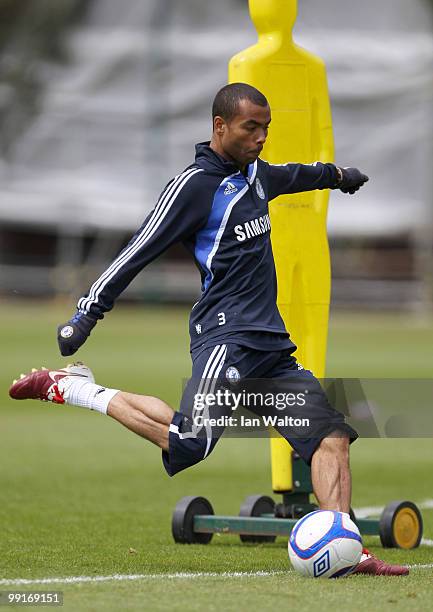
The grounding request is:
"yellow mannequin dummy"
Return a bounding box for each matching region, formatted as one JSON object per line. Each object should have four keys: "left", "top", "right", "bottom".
{"left": 229, "top": 0, "right": 334, "bottom": 491}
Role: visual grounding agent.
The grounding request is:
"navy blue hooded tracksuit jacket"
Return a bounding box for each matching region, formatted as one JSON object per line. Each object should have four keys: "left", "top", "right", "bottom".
{"left": 77, "top": 143, "right": 339, "bottom": 353}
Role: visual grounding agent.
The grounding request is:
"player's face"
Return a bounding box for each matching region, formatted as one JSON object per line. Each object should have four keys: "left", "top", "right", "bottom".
{"left": 218, "top": 100, "right": 271, "bottom": 169}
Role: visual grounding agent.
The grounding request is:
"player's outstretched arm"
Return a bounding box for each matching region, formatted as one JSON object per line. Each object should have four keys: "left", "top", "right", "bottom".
{"left": 263, "top": 160, "right": 368, "bottom": 200}
{"left": 57, "top": 167, "right": 208, "bottom": 356}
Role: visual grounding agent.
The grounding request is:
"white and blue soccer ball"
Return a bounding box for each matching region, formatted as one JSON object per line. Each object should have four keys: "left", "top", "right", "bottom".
{"left": 288, "top": 510, "right": 362, "bottom": 578}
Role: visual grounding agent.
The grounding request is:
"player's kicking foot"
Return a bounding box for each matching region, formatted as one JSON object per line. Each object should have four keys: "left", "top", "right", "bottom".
{"left": 352, "top": 548, "right": 409, "bottom": 576}
{"left": 9, "top": 363, "right": 117, "bottom": 415}
{"left": 9, "top": 363, "right": 95, "bottom": 404}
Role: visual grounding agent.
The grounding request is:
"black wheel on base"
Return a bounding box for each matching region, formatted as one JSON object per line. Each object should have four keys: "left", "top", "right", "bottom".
{"left": 172, "top": 496, "right": 214, "bottom": 544}
{"left": 379, "top": 500, "right": 423, "bottom": 549}
{"left": 239, "top": 495, "right": 276, "bottom": 543}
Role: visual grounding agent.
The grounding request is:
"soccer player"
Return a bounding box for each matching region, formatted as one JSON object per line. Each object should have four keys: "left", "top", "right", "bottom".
{"left": 10, "top": 83, "right": 407, "bottom": 575}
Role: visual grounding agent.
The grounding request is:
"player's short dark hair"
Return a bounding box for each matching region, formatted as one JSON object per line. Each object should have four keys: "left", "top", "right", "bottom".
{"left": 212, "top": 83, "right": 268, "bottom": 123}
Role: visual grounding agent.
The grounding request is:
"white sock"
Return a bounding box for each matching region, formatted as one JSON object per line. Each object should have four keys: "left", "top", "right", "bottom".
{"left": 59, "top": 377, "right": 119, "bottom": 415}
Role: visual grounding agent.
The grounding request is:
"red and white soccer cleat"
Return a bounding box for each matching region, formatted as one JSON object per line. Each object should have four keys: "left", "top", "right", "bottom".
{"left": 9, "top": 363, "right": 94, "bottom": 405}
{"left": 352, "top": 548, "right": 409, "bottom": 576}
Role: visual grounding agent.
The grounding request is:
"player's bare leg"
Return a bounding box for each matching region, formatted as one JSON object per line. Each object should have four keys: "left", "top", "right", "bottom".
{"left": 311, "top": 434, "right": 408, "bottom": 576}
{"left": 107, "top": 392, "right": 172, "bottom": 451}
{"left": 310, "top": 434, "right": 351, "bottom": 513}
{"left": 9, "top": 363, "right": 172, "bottom": 451}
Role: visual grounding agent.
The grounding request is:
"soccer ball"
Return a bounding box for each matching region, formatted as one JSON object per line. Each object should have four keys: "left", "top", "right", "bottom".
{"left": 288, "top": 510, "right": 362, "bottom": 578}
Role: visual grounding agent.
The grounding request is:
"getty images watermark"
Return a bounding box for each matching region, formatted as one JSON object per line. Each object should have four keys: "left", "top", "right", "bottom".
{"left": 179, "top": 377, "right": 433, "bottom": 438}
{"left": 193, "top": 388, "right": 310, "bottom": 429}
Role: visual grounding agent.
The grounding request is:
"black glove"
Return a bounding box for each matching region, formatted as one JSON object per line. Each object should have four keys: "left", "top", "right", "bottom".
{"left": 57, "top": 312, "right": 98, "bottom": 356}
{"left": 334, "top": 166, "right": 369, "bottom": 194}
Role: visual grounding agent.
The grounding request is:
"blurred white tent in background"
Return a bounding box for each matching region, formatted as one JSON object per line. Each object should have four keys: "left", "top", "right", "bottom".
{"left": 0, "top": 0, "right": 432, "bottom": 305}
{"left": 0, "top": 0, "right": 255, "bottom": 232}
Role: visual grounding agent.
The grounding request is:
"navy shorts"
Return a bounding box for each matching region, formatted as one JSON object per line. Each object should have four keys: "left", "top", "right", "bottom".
{"left": 162, "top": 343, "right": 358, "bottom": 476}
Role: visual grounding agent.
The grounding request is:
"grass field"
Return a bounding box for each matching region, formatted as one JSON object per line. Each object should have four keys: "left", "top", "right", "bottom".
{"left": 1, "top": 301, "right": 432, "bottom": 611}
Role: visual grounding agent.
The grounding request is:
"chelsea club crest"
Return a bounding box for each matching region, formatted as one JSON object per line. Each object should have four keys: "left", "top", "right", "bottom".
{"left": 255, "top": 178, "right": 265, "bottom": 199}
{"left": 225, "top": 366, "right": 241, "bottom": 383}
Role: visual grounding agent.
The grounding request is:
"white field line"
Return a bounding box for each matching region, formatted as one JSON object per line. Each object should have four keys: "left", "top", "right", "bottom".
{"left": 0, "top": 571, "right": 286, "bottom": 586}
{"left": 421, "top": 538, "right": 433, "bottom": 546}
{"left": 1, "top": 566, "right": 432, "bottom": 587}
{"left": 354, "top": 505, "right": 388, "bottom": 517}
{"left": 354, "top": 498, "right": 433, "bottom": 518}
